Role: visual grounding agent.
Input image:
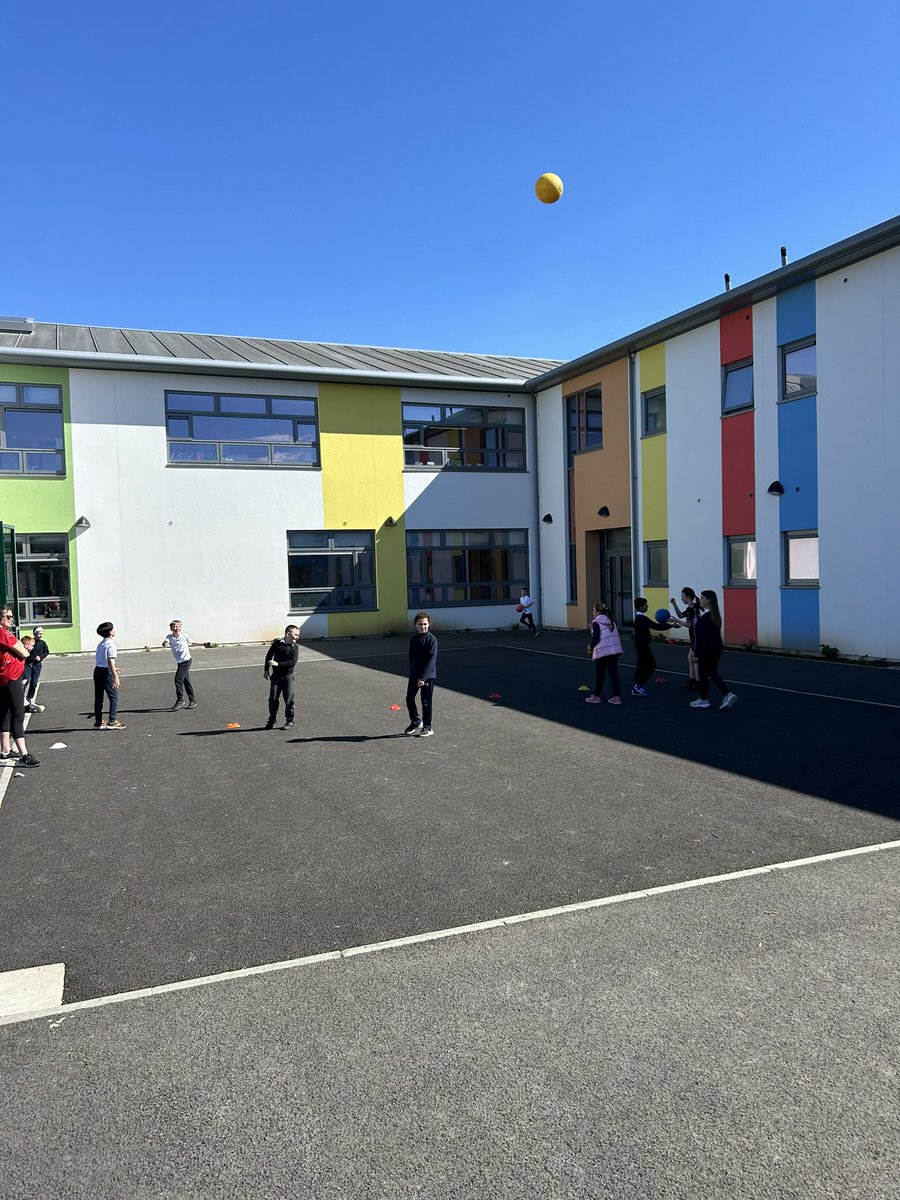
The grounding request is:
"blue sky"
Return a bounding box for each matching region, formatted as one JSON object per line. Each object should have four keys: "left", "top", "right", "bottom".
{"left": 2, "top": 1, "right": 898, "bottom": 361}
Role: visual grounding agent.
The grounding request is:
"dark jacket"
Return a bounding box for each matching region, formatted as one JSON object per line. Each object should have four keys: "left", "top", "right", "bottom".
{"left": 265, "top": 638, "right": 299, "bottom": 678}
{"left": 28, "top": 638, "right": 50, "bottom": 663}
{"left": 632, "top": 612, "right": 668, "bottom": 648}
{"left": 408, "top": 631, "right": 438, "bottom": 680}
{"left": 693, "top": 610, "right": 723, "bottom": 656}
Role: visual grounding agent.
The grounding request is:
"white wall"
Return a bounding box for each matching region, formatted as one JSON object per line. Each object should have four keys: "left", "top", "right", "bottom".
{"left": 401, "top": 386, "right": 540, "bottom": 630}
{"left": 665, "top": 325, "right": 723, "bottom": 615}
{"left": 69, "top": 369, "right": 325, "bottom": 649}
{"left": 752, "top": 297, "right": 782, "bottom": 649}
{"left": 817, "top": 247, "right": 900, "bottom": 658}
{"left": 534, "top": 383, "right": 567, "bottom": 627}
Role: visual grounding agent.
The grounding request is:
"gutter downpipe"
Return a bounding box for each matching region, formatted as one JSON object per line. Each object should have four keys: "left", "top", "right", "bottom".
{"left": 530, "top": 384, "right": 545, "bottom": 630}
{"left": 628, "top": 350, "right": 641, "bottom": 601}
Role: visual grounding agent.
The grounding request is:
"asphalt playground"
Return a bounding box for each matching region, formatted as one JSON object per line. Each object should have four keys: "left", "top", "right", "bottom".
{"left": 1, "top": 630, "right": 898, "bottom": 1197}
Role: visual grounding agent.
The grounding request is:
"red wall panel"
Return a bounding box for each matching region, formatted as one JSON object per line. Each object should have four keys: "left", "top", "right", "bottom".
{"left": 722, "top": 410, "right": 755, "bottom": 534}
{"left": 720, "top": 307, "right": 753, "bottom": 363}
{"left": 724, "top": 587, "right": 757, "bottom": 646}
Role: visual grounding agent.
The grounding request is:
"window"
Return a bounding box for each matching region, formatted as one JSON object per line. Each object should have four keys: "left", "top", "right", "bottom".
{"left": 16, "top": 534, "right": 71, "bottom": 624}
{"left": 722, "top": 360, "right": 754, "bottom": 414}
{"left": 645, "top": 540, "right": 668, "bottom": 588}
{"left": 782, "top": 339, "right": 817, "bottom": 401}
{"left": 0, "top": 382, "right": 65, "bottom": 475}
{"left": 727, "top": 536, "right": 757, "bottom": 586}
{"left": 287, "top": 531, "right": 375, "bottom": 610}
{"left": 784, "top": 532, "right": 819, "bottom": 585}
{"left": 402, "top": 404, "right": 525, "bottom": 470}
{"left": 642, "top": 387, "right": 666, "bottom": 435}
{"left": 406, "top": 529, "right": 528, "bottom": 606}
{"left": 166, "top": 391, "right": 318, "bottom": 466}
{"left": 565, "top": 386, "right": 603, "bottom": 462}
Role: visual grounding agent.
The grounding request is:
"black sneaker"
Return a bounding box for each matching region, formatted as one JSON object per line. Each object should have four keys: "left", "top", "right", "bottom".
{"left": 186, "top": 701, "right": 198, "bottom": 710}
{"left": 0, "top": 751, "right": 16, "bottom": 763}
{"left": 18, "top": 753, "right": 40, "bottom": 767}
{"left": 265, "top": 720, "right": 276, "bottom": 730}
{"left": 404, "top": 721, "right": 422, "bottom": 735}
{"left": 170, "top": 701, "right": 185, "bottom": 711}
{"left": 417, "top": 726, "right": 434, "bottom": 738}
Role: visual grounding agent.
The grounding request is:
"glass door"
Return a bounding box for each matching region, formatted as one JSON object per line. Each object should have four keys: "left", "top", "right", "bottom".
{"left": 1, "top": 523, "right": 18, "bottom": 631}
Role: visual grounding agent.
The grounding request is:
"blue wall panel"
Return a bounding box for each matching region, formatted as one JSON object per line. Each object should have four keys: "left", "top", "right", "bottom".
{"left": 777, "top": 282, "right": 816, "bottom": 345}
{"left": 781, "top": 587, "right": 820, "bottom": 651}
{"left": 777, "top": 395, "right": 818, "bottom": 530}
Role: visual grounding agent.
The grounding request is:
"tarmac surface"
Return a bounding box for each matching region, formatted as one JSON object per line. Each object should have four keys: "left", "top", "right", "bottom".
{"left": 1, "top": 630, "right": 898, "bottom": 1197}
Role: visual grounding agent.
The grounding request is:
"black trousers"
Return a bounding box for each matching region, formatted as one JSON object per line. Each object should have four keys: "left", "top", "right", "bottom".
{"left": 593, "top": 655, "right": 621, "bottom": 698}
{"left": 0, "top": 678, "right": 26, "bottom": 741}
{"left": 406, "top": 677, "right": 434, "bottom": 727}
{"left": 268, "top": 674, "right": 295, "bottom": 722}
{"left": 93, "top": 666, "right": 119, "bottom": 723}
{"left": 634, "top": 645, "right": 656, "bottom": 686}
{"left": 697, "top": 650, "right": 728, "bottom": 700}
{"left": 174, "top": 659, "right": 195, "bottom": 701}
{"left": 519, "top": 611, "right": 536, "bottom": 632}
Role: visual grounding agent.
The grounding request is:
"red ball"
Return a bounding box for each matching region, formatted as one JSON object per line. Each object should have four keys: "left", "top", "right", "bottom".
{"left": 515, "top": 604, "right": 524, "bottom": 612}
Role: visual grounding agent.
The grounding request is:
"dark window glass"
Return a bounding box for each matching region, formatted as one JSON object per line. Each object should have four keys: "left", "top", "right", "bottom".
{"left": 783, "top": 343, "right": 817, "bottom": 399}
{"left": 0, "top": 451, "right": 20, "bottom": 470}
{"left": 402, "top": 404, "right": 442, "bottom": 422}
{"left": 26, "top": 452, "right": 64, "bottom": 472}
{"left": 646, "top": 541, "right": 668, "bottom": 586}
{"left": 22, "top": 385, "right": 61, "bottom": 406}
{"left": 220, "top": 396, "right": 267, "bottom": 415}
{"left": 6, "top": 410, "right": 64, "bottom": 450}
{"left": 723, "top": 362, "right": 754, "bottom": 413}
{"left": 272, "top": 398, "right": 316, "bottom": 416}
{"left": 16, "top": 534, "right": 71, "bottom": 625}
{"left": 166, "top": 393, "right": 215, "bottom": 413}
{"left": 643, "top": 389, "right": 666, "bottom": 435}
{"left": 0, "top": 384, "right": 15, "bottom": 404}
{"left": 286, "top": 531, "right": 376, "bottom": 611}
{"left": 274, "top": 445, "right": 317, "bottom": 464}
{"left": 167, "top": 417, "right": 190, "bottom": 438}
{"left": 584, "top": 387, "right": 602, "bottom": 448}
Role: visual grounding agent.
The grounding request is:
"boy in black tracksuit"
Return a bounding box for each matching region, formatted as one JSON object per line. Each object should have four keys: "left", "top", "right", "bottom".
{"left": 631, "top": 598, "right": 670, "bottom": 696}
{"left": 264, "top": 624, "right": 300, "bottom": 730}
{"left": 405, "top": 612, "right": 438, "bottom": 738}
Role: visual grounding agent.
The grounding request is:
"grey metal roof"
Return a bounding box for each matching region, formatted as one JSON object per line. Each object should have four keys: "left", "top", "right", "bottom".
{"left": 0, "top": 321, "right": 561, "bottom": 390}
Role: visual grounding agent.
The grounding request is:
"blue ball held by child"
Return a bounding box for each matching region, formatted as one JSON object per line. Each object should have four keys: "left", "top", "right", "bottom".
{"left": 655, "top": 608, "right": 672, "bottom": 624}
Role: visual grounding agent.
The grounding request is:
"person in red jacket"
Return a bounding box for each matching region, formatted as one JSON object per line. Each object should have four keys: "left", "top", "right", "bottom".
{"left": 0, "top": 607, "right": 40, "bottom": 766}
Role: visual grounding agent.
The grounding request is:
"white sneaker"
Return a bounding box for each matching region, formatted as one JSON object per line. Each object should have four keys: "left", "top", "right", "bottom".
{"left": 690, "top": 698, "right": 711, "bottom": 709}
{"left": 720, "top": 692, "right": 737, "bottom": 710}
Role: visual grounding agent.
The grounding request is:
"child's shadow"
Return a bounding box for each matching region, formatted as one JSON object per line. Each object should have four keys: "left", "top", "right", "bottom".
{"left": 289, "top": 734, "right": 401, "bottom": 743}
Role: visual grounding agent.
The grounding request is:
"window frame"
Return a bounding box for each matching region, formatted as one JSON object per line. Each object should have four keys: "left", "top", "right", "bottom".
{"left": 564, "top": 386, "right": 603, "bottom": 462}
{"left": 0, "top": 382, "right": 66, "bottom": 477}
{"left": 15, "top": 533, "right": 72, "bottom": 625}
{"left": 780, "top": 337, "right": 817, "bottom": 403}
{"left": 726, "top": 535, "right": 757, "bottom": 587}
{"left": 641, "top": 387, "right": 666, "bottom": 437}
{"left": 644, "top": 540, "right": 668, "bottom": 589}
{"left": 401, "top": 403, "right": 526, "bottom": 471}
{"left": 406, "top": 528, "right": 529, "bottom": 607}
{"left": 166, "top": 390, "right": 319, "bottom": 468}
{"left": 783, "top": 530, "right": 819, "bottom": 587}
{"left": 286, "top": 531, "right": 376, "bottom": 612}
{"left": 722, "top": 359, "right": 754, "bottom": 415}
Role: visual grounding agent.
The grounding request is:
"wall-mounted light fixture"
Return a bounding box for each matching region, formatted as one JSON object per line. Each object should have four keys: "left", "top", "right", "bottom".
{"left": 597, "top": 506, "right": 610, "bottom": 518}
{"left": 75, "top": 516, "right": 91, "bottom": 530}
{"left": 542, "top": 513, "right": 553, "bottom": 524}
{"left": 766, "top": 481, "right": 784, "bottom": 497}
{"left": 384, "top": 516, "right": 396, "bottom": 526}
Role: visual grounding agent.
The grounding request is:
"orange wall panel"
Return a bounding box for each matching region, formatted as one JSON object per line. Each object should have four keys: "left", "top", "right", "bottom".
{"left": 721, "top": 410, "right": 755, "bottom": 534}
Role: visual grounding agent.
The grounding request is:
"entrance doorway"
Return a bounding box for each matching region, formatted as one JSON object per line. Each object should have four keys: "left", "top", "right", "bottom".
{"left": 602, "top": 528, "right": 632, "bottom": 627}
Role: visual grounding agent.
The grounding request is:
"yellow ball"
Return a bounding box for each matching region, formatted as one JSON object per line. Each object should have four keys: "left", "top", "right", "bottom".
{"left": 535, "top": 173, "right": 564, "bottom": 204}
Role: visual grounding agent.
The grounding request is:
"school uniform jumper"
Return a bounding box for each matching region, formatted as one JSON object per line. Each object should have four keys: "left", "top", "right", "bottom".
{"left": 632, "top": 612, "right": 669, "bottom": 687}
{"left": 693, "top": 610, "right": 729, "bottom": 700}
{"left": 406, "top": 630, "right": 438, "bottom": 729}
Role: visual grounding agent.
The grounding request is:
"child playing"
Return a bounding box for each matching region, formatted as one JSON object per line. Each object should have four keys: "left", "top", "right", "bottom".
{"left": 405, "top": 612, "right": 438, "bottom": 737}
{"left": 24, "top": 625, "right": 49, "bottom": 712}
{"left": 162, "top": 619, "right": 198, "bottom": 710}
{"left": 631, "top": 598, "right": 671, "bottom": 696}
{"left": 690, "top": 591, "right": 737, "bottom": 710}
{"left": 94, "top": 621, "right": 125, "bottom": 729}
{"left": 263, "top": 625, "right": 300, "bottom": 730}
{"left": 517, "top": 588, "right": 539, "bottom": 637}
{"left": 586, "top": 602, "right": 623, "bottom": 705}
{"left": 670, "top": 588, "right": 701, "bottom": 690}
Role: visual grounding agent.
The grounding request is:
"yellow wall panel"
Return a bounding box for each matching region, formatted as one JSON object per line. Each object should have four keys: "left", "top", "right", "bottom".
{"left": 318, "top": 383, "right": 408, "bottom": 635}
{"left": 639, "top": 344, "right": 666, "bottom": 393}
{"left": 640, "top": 432, "right": 667, "bottom": 541}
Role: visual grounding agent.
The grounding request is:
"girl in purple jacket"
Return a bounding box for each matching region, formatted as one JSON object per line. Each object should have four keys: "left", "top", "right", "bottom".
{"left": 586, "top": 602, "right": 624, "bottom": 705}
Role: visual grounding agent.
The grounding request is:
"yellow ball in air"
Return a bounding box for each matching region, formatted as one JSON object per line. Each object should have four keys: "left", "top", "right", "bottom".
{"left": 534, "top": 173, "right": 564, "bottom": 204}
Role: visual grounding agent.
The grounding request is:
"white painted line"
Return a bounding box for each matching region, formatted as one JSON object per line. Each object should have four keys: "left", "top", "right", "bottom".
{"left": 503, "top": 645, "right": 900, "bottom": 709}
{"left": 0, "top": 963, "right": 65, "bottom": 1018}
{"left": 2, "top": 838, "right": 898, "bottom": 1028}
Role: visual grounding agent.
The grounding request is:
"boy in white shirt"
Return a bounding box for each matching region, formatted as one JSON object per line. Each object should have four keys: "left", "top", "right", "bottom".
{"left": 162, "top": 619, "right": 198, "bottom": 710}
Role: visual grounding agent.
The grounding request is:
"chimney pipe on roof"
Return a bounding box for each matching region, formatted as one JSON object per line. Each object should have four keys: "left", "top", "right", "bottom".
{"left": 780, "top": 245, "right": 788, "bottom": 267}
{"left": 724, "top": 273, "right": 731, "bottom": 292}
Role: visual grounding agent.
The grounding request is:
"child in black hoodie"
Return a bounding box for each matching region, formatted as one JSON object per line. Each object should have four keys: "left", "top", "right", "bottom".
{"left": 405, "top": 612, "right": 438, "bottom": 737}
{"left": 631, "top": 598, "right": 671, "bottom": 696}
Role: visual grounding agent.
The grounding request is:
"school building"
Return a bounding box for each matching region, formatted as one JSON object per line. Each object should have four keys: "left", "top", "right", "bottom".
{"left": 2, "top": 213, "right": 898, "bottom": 660}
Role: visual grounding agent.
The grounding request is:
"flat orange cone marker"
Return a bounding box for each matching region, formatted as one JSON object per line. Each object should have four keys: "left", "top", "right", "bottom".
{"left": 389, "top": 704, "right": 401, "bottom": 710}
{"left": 489, "top": 692, "right": 502, "bottom": 700}
{"left": 226, "top": 722, "right": 241, "bottom": 729}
